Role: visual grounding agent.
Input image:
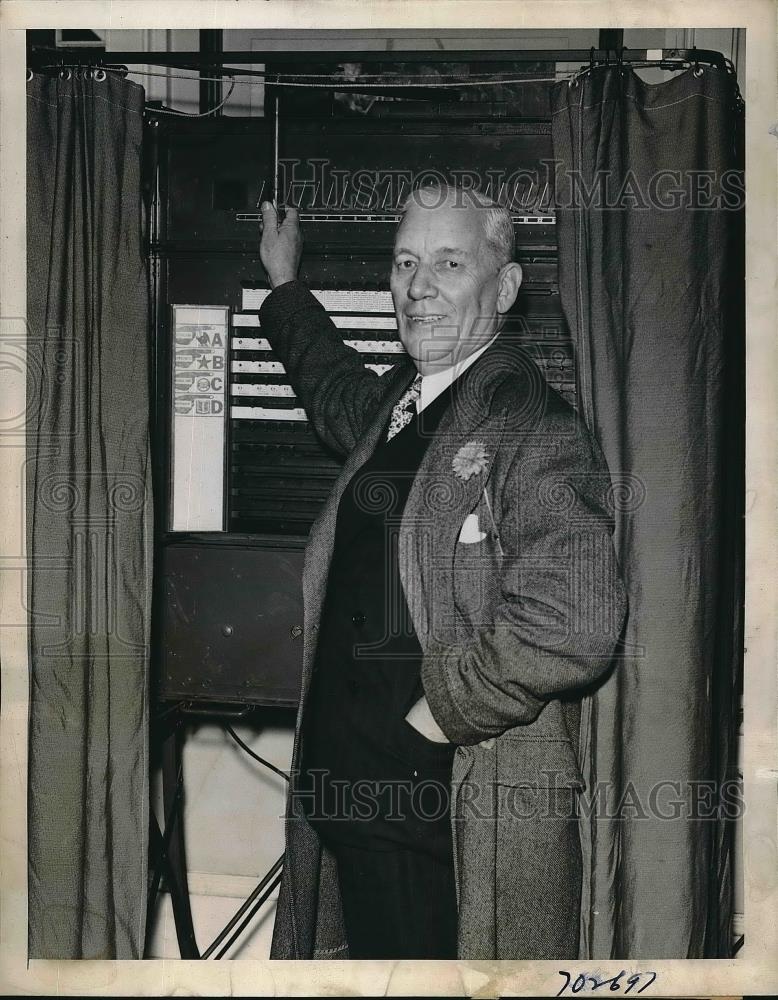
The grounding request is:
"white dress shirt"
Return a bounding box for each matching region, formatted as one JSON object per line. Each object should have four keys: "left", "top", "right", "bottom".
{"left": 416, "top": 332, "right": 500, "bottom": 414}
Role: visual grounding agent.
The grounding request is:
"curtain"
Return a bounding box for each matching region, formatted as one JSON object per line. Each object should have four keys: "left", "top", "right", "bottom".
{"left": 26, "top": 70, "right": 152, "bottom": 959}
{"left": 551, "top": 65, "right": 745, "bottom": 958}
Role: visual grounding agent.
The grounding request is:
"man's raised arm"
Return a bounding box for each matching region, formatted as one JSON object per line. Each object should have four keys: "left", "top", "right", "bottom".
{"left": 258, "top": 202, "right": 392, "bottom": 456}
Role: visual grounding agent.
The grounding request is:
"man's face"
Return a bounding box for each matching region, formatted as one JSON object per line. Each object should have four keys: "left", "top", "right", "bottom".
{"left": 390, "top": 194, "right": 504, "bottom": 375}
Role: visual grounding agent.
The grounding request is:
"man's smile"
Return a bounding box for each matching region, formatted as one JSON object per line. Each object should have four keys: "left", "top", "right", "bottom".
{"left": 406, "top": 313, "right": 448, "bottom": 324}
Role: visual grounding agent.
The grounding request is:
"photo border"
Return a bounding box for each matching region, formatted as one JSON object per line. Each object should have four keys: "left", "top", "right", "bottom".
{"left": 1, "top": 1, "right": 775, "bottom": 996}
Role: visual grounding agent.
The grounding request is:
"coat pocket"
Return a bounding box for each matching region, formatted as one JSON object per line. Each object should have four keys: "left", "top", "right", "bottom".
{"left": 452, "top": 508, "right": 501, "bottom": 626}
{"left": 457, "top": 512, "right": 487, "bottom": 544}
{"left": 495, "top": 737, "right": 585, "bottom": 790}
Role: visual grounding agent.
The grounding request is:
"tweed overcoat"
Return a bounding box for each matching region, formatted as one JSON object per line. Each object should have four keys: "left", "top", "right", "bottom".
{"left": 260, "top": 281, "right": 628, "bottom": 960}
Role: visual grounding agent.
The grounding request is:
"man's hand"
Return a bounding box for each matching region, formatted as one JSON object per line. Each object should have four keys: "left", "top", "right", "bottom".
{"left": 259, "top": 201, "right": 303, "bottom": 289}
{"left": 404, "top": 696, "right": 451, "bottom": 743}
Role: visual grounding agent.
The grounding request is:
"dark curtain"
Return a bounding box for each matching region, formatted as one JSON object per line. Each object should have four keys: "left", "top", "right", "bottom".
{"left": 551, "top": 65, "right": 744, "bottom": 958}
{"left": 26, "top": 71, "right": 152, "bottom": 958}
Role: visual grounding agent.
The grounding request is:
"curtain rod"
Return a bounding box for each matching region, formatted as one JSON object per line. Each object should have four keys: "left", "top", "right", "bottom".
{"left": 28, "top": 46, "right": 730, "bottom": 72}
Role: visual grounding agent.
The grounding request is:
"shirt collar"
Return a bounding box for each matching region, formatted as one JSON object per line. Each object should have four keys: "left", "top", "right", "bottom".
{"left": 416, "top": 331, "right": 500, "bottom": 413}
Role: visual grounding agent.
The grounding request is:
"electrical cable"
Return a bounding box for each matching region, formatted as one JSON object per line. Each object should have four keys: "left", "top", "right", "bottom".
{"left": 195, "top": 727, "right": 288, "bottom": 957}
{"left": 224, "top": 724, "right": 290, "bottom": 783}
{"left": 150, "top": 76, "right": 236, "bottom": 117}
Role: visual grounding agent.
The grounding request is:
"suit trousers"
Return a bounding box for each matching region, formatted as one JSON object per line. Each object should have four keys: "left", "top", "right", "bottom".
{"left": 322, "top": 834, "right": 458, "bottom": 959}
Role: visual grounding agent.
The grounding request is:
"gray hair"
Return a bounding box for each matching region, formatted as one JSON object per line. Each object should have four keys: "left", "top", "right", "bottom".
{"left": 398, "top": 181, "right": 515, "bottom": 267}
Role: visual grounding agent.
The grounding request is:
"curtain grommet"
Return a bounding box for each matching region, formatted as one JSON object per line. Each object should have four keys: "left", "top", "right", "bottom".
{"left": 59, "top": 68, "right": 72, "bottom": 81}
{"left": 26, "top": 68, "right": 33, "bottom": 82}
{"left": 94, "top": 68, "right": 106, "bottom": 82}
{"left": 693, "top": 66, "right": 704, "bottom": 78}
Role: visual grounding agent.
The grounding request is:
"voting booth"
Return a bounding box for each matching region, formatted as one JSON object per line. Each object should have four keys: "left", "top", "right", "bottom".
{"left": 150, "top": 83, "right": 575, "bottom": 707}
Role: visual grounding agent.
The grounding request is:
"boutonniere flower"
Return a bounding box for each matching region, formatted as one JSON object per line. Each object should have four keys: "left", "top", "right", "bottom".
{"left": 452, "top": 441, "right": 504, "bottom": 557}
{"left": 452, "top": 441, "right": 489, "bottom": 481}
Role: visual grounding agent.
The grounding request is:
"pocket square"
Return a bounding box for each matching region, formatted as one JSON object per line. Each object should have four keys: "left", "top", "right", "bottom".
{"left": 458, "top": 512, "right": 487, "bottom": 544}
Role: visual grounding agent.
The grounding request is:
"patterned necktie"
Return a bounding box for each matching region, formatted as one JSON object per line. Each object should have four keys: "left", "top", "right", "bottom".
{"left": 386, "top": 373, "right": 422, "bottom": 442}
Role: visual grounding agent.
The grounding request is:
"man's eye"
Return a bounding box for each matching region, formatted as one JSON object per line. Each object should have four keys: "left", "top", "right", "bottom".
{"left": 442, "top": 260, "right": 460, "bottom": 269}
{"left": 396, "top": 259, "right": 415, "bottom": 270}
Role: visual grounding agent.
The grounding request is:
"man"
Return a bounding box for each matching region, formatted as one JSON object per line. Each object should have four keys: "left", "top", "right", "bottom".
{"left": 257, "top": 183, "right": 627, "bottom": 960}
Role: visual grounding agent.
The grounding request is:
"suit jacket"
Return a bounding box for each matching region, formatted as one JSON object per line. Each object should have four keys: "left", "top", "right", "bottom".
{"left": 260, "top": 280, "right": 628, "bottom": 960}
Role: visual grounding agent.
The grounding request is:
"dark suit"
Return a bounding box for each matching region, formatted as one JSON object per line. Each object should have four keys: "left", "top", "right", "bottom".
{"left": 299, "top": 379, "right": 457, "bottom": 855}
{"left": 299, "top": 384, "right": 461, "bottom": 957}
{"left": 260, "top": 281, "right": 628, "bottom": 959}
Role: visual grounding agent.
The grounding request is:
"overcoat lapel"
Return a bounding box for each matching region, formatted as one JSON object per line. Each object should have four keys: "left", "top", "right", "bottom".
{"left": 398, "top": 354, "right": 509, "bottom": 650}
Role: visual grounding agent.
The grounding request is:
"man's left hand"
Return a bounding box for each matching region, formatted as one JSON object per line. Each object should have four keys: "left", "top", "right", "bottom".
{"left": 404, "top": 696, "right": 451, "bottom": 743}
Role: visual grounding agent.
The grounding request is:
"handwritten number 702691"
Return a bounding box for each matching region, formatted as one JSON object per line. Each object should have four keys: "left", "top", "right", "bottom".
{"left": 556, "top": 970, "right": 657, "bottom": 995}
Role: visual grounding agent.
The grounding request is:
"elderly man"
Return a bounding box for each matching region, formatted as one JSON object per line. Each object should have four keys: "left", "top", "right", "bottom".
{"left": 258, "top": 183, "right": 627, "bottom": 960}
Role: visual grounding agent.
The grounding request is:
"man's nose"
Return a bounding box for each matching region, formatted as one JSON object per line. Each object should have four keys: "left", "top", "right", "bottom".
{"left": 407, "top": 263, "right": 437, "bottom": 300}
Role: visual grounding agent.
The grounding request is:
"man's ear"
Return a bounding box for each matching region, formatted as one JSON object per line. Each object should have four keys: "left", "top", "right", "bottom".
{"left": 496, "top": 262, "right": 523, "bottom": 315}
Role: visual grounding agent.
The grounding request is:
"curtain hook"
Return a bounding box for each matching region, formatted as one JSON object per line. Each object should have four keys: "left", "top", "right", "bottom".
{"left": 692, "top": 45, "right": 703, "bottom": 77}
{"left": 617, "top": 45, "right": 627, "bottom": 75}
{"left": 589, "top": 46, "right": 596, "bottom": 75}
